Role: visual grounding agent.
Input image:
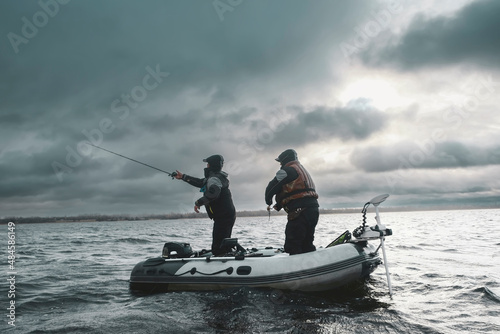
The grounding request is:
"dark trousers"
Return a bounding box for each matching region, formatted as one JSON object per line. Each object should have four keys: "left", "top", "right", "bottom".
{"left": 284, "top": 207, "right": 319, "bottom": 255}
{"left": 211, "top": 215, "right": 236, "bottom": 255}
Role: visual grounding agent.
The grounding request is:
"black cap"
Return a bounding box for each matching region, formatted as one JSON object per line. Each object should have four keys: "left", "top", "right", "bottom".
{"left": 203, "top": 154, "right": 224, "bottom": 170}
{"left": 275, "top": 149, "right": 297, "bottom": 164}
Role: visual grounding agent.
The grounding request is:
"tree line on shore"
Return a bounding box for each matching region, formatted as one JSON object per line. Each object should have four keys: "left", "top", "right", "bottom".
{"left": 0, "top": 208, "right": 353, "bottom": 224}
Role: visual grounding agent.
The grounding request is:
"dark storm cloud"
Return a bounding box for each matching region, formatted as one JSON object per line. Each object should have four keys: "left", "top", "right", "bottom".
{"left": 179, "top": 99, "right": 389, "bottom": 155}
{"left": 262, "top": 99, "right": 388, "bottom": 147}
{"left": 139, "top": 110, "right": 202, "bottom": 132}
{"left": 361, "top": 0, "right": 500, "bottom": 69}
{"left": 0, "top": 0, "right": 372, "bottom": 149}
{"left": 136, "top": 96, "right": 389, "bottom": 149}
{"left": 0, "top": 0, "right": 373, "bottom": 108}
{"left": 2, "top": 0, "right": 363, "bottom": 103}
{"left": 351, "top": 140, "right": 500, "bottom": 172}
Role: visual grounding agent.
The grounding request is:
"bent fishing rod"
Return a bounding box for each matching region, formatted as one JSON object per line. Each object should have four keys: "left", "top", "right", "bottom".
{"left": 87, "top": 143, "right": 177, "bottom": 178}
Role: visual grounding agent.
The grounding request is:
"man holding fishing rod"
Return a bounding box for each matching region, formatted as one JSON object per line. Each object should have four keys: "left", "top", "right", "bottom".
{"left": 173, "top": 155, "right": 237, "bottom": 256}
{"left": 87, "top": 144, "right": 236, "bottom": 256}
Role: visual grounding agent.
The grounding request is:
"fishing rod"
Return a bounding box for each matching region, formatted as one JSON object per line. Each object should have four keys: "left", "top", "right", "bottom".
{"left": 87, "top": 143, "right": 177, "bottom": 178}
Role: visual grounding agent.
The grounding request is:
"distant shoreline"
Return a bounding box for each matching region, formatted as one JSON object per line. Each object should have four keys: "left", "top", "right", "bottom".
{"left": 1, "top": 205, "right": 499, "bottom": 225}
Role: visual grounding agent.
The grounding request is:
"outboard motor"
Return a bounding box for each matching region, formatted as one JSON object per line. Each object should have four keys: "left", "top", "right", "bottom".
{"left": 162, "top": 242, "right": 193, "bottom": 258}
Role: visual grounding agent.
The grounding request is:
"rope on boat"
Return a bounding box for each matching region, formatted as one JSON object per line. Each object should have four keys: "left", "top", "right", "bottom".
{"left": 175, "top": 267, "right": 234, "bottom": 276}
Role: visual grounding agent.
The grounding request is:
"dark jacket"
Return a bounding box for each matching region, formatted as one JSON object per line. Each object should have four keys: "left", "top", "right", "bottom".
{"left": 182, "top": 171, "right": 236, "bottom": 219}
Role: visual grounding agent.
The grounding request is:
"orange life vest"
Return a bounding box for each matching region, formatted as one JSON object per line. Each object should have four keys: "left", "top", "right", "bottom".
{"left": 277, "top": 160, "right": 318, "bottom": 207}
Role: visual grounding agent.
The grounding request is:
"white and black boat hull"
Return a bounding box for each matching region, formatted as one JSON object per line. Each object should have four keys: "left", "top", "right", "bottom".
{"left": 130, "top": 241, "right": 381, "bottom": 292}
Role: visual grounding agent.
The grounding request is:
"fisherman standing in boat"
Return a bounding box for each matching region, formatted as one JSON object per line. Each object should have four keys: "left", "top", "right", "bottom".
{"left": 265, "top": 149, "right": 319, "bottom": 255}
{"left": 174, "top": 155, "right": 236, "bottom": 256}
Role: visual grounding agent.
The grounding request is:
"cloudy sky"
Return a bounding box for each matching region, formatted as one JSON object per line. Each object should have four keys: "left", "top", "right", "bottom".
{"left": 1, "top": 0, "right": 499, "bottom": 217}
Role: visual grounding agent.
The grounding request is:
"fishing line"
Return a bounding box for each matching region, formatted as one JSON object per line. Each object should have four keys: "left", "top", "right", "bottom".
{"left": 87, "top": 143, "right": 176, "bottom": 177}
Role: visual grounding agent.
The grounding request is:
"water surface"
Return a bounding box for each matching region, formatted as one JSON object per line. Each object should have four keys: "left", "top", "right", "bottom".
{"left": 2, "top": 209, "right": 499, "bottom": 333}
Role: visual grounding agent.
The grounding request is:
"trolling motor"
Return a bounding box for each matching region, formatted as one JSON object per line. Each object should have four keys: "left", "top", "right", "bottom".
{"left": 352, "top": 194, "right": 393, "bottom": 297}
{"left": 353, "top": 194, "right": 393, "bottom": 240}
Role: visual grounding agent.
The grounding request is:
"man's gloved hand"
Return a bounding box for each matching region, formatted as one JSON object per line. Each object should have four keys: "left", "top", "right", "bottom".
{"left": 173, "top": 170, "right": 183, "bottom": 179}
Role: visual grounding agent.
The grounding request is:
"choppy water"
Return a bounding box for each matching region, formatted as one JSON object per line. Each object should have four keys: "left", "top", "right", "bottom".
{"left": 1, "top": 209, "right": 499, "bottom": 333}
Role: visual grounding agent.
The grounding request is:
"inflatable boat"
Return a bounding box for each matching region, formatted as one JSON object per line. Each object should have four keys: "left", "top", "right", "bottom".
{"left": 129, "top": 194, "right": 393, "bottom": 294}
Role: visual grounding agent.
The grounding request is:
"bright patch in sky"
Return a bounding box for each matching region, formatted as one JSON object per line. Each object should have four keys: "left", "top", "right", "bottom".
{"left": 339, "top": 78, "right": 401, "bottom": 110}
